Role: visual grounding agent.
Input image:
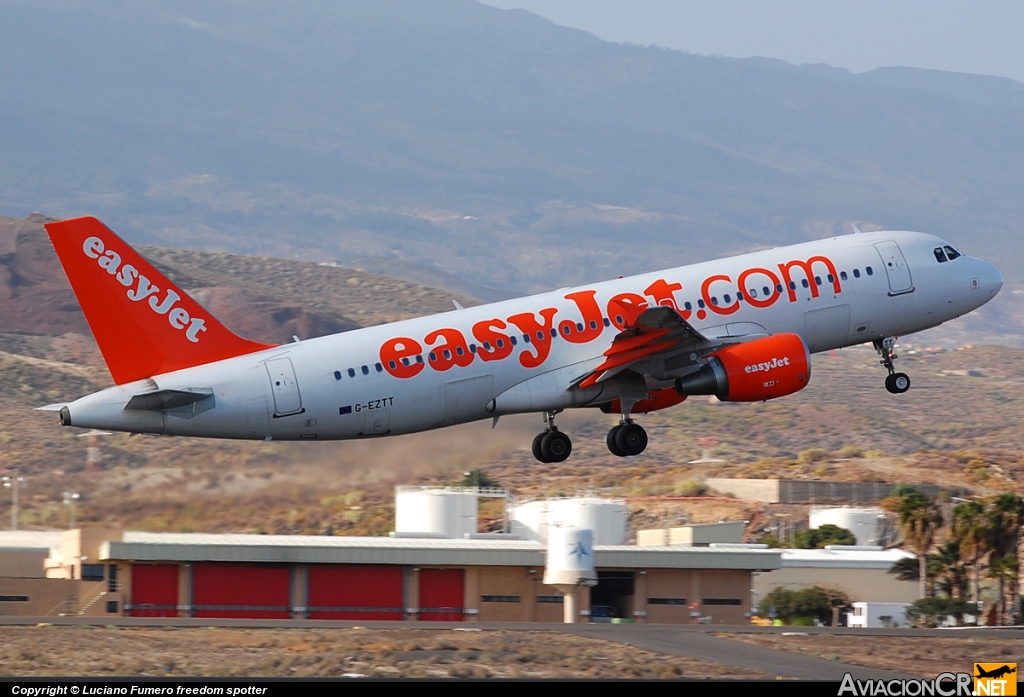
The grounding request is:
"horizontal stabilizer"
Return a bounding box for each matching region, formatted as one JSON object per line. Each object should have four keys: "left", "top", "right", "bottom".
{"left": 124, "top": 388, "right": 214, "bottom": 411}
{"left": 34, "top": 403, "right": 69, "bottom": 412}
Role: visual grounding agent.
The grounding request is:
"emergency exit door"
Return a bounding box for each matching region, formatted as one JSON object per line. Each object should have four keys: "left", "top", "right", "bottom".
{"left": 874, "top": 241, "right": 914, "bottom": 295}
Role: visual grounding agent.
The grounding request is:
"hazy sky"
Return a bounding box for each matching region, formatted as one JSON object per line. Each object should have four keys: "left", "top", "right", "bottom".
{"left": 482, "top": 0, "right": 1024, "bottom": 84}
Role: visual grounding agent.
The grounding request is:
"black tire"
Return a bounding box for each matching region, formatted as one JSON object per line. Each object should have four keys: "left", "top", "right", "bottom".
{"left": 532, "top": 432, "right": 551, "bottom": 463}
{"left": 542, "top": 430, "right": 572, "bottom": 463}
{"left": 615, "top": 422, "right": 648, "bottom": 456}
{"left": 884, "top": 374, "right": 897, "bottom": 393}
{"left": 607, "top": 425, "right": 625, "bottom": 457}
{"left": 891, "top": 372, "right": 911, "bottom": 394}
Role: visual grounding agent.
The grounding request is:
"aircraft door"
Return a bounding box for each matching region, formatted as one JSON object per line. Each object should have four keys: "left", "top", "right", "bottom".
{"left": 444, "top": 375, "right": 494, "bottom": 426}
{"left": 265, "top": 358, "right": 303, "bottom": 416}
{"left": 874, "top": 241, "right": 914, "bottom": 295}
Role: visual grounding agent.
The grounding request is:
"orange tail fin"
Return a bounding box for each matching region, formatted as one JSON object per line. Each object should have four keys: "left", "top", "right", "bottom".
{"left": 45, "top": 216, "right": 276, "bottom": 384}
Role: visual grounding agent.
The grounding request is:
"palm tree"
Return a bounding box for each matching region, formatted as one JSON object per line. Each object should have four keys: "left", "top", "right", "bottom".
{"left": 952, "top": 500, "right": 990, "bottom": 604}
{"left": 929, "top": 541, "right": 968, "bottom": 599}
{"left": 987, "top": 494, "right": 1024, "bottom": 623}
{"left": 895, "top": 490, "right": 943, "bottom": 600}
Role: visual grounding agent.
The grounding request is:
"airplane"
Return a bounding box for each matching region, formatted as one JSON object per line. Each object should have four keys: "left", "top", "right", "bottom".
{"left": 975, "top": 665, "right": 1016, "bottom": 680}
{"left": 39, "top": 216, "right": 1002, "bottom": 463}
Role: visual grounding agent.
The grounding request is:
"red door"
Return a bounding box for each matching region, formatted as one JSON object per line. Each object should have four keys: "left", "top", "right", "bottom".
{"left": 308, "top": 565, "right": 404, "bottom": 620}
{"left": 419, "top": 568, "right": 464, "bottom": 621}
{"left": 130, "top": 564, "right": 179, "bottom": 617}
{"left": 192, "top": 563, "right": 291, "bottom": 619}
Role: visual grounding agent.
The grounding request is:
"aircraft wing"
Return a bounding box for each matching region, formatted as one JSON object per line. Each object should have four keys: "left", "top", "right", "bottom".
{"left": 576, "top": 306, "right": 718, "bottom": 389}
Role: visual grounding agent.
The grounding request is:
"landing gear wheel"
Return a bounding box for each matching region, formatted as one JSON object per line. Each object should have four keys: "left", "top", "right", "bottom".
{"left": 541, "top": 430, "right": 572, "bottom": 463}
{"left": 607, "top": 425, "right": 625, "bottom": 457}
{"left": 615, "top": 422, "right": 648, "bottom": 457}
{"left": 885, "top": 372, "right": 911, "bottom": 394}
{"left": 532, "top": 432, "right": 551, "bottom": 463}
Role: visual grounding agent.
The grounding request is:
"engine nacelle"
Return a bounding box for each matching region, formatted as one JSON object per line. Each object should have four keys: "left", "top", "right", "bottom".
{"left": 675, "top": 333, "right": 811, "bottom": 402}
{"left": 599, "top": 387, "right": 687, "bottom": 415}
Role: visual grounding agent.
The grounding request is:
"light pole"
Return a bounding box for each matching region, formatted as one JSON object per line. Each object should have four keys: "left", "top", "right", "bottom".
{"left": 3, "top": 469, "right": 27, "bottom": 531}
{"left": 63, "top": 492, "right": 80, "bottom": 530}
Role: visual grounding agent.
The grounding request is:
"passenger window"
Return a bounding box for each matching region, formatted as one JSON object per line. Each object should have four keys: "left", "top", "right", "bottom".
{"left": 576, "top": 322, "right": 584, "bottom": 332}
{"left": 334, "top": 371, "right": 342, "bottom": 381}
{"left": 469, "top": 344, "right": 477, "bottom": 353}
{"left": 509, "top": 336, "right": 517, "bottom": 346}
{"left": 615, "top": 315, "right": 624, "bottom": 325}
{"left": 375, "top": 363, "right": 383, "bottom": 372}
{"left": 840, "top": 271, "right": 848, "bottom": 281}
{"left": 537, "top": 331, "right": 544, "bottom": 340}
{"left": 697, "top": 299, "right": 705, "bottom": 309}
{"left": 866, "top": 266, "right": 874, "bottom": 276}
{"left": 749, "top": 289, "right": 757, "bottom": 298}
{"left": 401, "top": 357, "right": 410, "bottom": 366}
{"left": 801, "top": 279, "right": 809, "bottom": 288}
{"left": 944, "top": 245, "right": 961, "bottom": 260}
{"left": 560, "top": 326, "right": 569, "bottom": 336}
{"left": 827, "top": 274, "right": 834, "bottom": 283}
{"left": 934, "top": 247, "right": 948, "bottom": 263}
{"left": 603, "top": 318, "right": 611, "bottom": 327}
{"left": 725, "top": 293, "right": 733, "bottom": 303}
{"left": 348, "top": 368, "right": 356, "bottom": 378}
{"left": 443, "top": 349, "right": 452, "bottom": 359}
{"left": 361, "top": 365, "right": 369, "bottom": 375}
{"left": 763, "top": 286, "right": 770, "bottom": 296}
{"left": 416, "top": 355, "right": 423, "bottom": 364}
{"left": 483, "top": 342, "right": 491, "bottom": 351}
{"left": 589, "top": 320, "right": 598, "bottom": 330}
{"left": 550, "top": 328, "right": 557, "bottom": 337}
{"left": 429, "top": 352, "right": 437, "bottom": 361}
{"left": 456, "top": 347, "right": 464, "bottom": 356}
{"left": 776, "top": 284, "right": 784, "bottom": 293}
{"left": 711, "top": 296, "right": 719, "bottom": 306}
{"left": 388, "top": 360, "right": 397, "bottom": 370}
{"left": 523, "top": 334, "right": 531, "bottom": 343}
{"left": 815, "top": 276, "right": 822, "bottom": 286}
{"left": 684, "top": 301, "right": 692, "bottom": 311}
{"left": 497, "top": 339, "right": 504, "bottom": 348}
{"left": 853, "top": 269, "right": 861, "bottom": 278}
{"left": 789, "top": 281, "right": 797, "bottom": 290}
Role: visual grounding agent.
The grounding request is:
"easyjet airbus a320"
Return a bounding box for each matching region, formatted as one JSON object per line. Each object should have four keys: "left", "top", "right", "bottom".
{"left": 40, "top": 217, "right": 1002, "bottom": 463}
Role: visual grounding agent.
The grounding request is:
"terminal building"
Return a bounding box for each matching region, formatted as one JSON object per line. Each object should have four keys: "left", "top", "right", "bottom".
{"left": 0, "top": 490, "right": 782, "bottom": 624}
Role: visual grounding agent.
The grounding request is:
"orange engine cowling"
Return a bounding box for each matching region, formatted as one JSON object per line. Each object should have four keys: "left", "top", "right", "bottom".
{"left": 675, "top": 333, "right": 811, "bottom": 402}
{"left": 599, "top": 387, "right": 687, "bottom": 415}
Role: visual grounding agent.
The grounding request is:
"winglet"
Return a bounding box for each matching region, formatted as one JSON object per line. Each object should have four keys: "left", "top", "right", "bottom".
{"left": 45, "top": 217, "right": 276, "bottom": 384}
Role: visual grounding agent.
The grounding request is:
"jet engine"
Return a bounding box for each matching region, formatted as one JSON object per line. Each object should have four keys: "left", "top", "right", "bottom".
{"left": 675, "top": 333, "right": 811, "bottom": 402}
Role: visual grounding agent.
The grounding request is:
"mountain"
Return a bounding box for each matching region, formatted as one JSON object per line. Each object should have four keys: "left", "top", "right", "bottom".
{"left": 0, "top": 0, "right": 1022, "bottom": 339}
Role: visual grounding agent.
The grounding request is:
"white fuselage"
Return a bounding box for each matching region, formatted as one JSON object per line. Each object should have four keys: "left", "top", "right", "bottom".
{"left": 61, "top": 231, "right": 1002, "bottom": 439}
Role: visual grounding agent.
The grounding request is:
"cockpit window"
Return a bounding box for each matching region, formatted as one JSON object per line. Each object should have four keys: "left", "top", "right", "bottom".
{"left": 934, "top": 247, "right": 948, "bottom": 263}
{"left": 943, "top": 245, "right": 961, "bottom": 260}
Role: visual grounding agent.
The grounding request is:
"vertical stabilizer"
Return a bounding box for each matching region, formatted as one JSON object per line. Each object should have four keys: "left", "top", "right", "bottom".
{"left": 45, "top": 216, "right": 276, "bottom": 384}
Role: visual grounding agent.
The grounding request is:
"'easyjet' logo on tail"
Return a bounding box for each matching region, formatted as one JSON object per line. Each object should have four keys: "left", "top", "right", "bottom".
{"left": 82, "top": 236, "right": 207, "bottom": 343}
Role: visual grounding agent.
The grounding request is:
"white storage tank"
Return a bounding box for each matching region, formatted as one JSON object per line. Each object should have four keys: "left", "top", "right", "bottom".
{"left": 394, "top": 488, "right": 477, "bottom": 539}
{"left": 809, "top": 506, "right": 884, "bottom": 546}
{"left": 510, "top": 497, "right": 627, "bottom": 545}
{"left": 509, "top": 500, "right": 549, "bottom": 542}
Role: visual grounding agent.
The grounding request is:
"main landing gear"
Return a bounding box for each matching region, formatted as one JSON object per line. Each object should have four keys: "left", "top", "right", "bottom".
{"left": 874, "top": 336, "right": 911, "bottom": 394}
{"left": 532, "top": 411, "right": 573, "bottom": 463}
{"left": 607, "top": 420, "right": 648, "bottom": 457}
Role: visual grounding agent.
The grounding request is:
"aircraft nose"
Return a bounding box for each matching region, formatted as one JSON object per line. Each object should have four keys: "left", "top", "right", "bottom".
{"left": 982, "top": 259, "right": 1003, "bottom": 297}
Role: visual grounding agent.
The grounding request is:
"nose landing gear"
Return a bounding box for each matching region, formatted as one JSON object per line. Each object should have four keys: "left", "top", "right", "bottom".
{"left": 875, "top": 336, "right": 911, "bottom": 394}
{"left": 531, "top": 411, "right": 572, "bottom": 463}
